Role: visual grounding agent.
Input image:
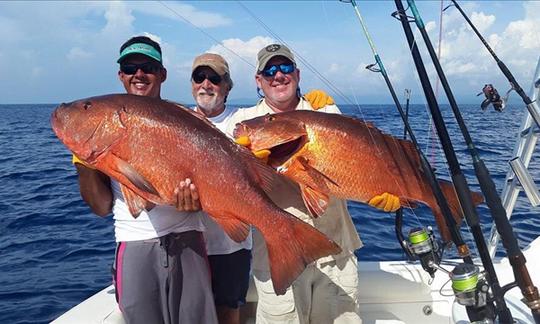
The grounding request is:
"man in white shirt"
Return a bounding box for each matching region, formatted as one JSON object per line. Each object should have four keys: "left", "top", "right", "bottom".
{"left": 73, "top": 36, "right": 217, "bottom": 324}
{"left": 190, "top": 53, "right": 252, "bottom": 324}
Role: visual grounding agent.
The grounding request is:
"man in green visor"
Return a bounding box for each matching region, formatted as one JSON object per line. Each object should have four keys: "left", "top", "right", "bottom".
{"left": 73, "top": 35, "right": 217, "bottom": 324}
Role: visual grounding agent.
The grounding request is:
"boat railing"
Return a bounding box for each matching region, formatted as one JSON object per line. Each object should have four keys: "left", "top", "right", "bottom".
{"left": 488, "top": 56, "right": 540, "bottom": 257}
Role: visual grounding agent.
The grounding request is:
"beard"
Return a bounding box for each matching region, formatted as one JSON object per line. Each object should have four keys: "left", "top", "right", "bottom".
{"left": 196, "top": 92, "right": 225, "bottom": 116}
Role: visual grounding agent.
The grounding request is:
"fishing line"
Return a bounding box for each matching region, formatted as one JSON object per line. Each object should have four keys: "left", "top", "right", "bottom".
{"left": 348, "top": 90, "right": 423, "bottom": 227}
{"left": 396, "top": 1, "right": 522, "bottom": 321}
{"left": 429, "top": 0, "right": 445, "bottom": 168}
{"left": 157, "top": 1, "right": 255, "bottom": 68}
{"left": 236, "top": 0, "right": 414, "bottom": 208}
{"left": 344, "top": 0, "right": 472, "bottom": 247}
{"left": 446, "top": 1, "right": 540, "bottom": 320}
{"left": 236, "top": 1, "right": 363, "bottom": 110}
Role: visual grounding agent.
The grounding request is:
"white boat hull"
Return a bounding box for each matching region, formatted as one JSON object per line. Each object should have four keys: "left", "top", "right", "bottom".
{"left": 52, "top": 236, "right": 540, "bottom": 324}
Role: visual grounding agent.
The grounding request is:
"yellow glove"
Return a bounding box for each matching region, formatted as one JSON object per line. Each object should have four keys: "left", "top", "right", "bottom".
{"left": 235, "top": 136, "right": 251, "bottom": 147}
{"left": 235, "top": 136, "right": 271, "bottom": 163}
{"left": 368, "top": 192, "right": 400, "bottom": 212}
{"left": 304, "top": 89, "right": 335, "bottom": 110}
{"left": 72, "top": 154, "right": 95, "bottom": 169}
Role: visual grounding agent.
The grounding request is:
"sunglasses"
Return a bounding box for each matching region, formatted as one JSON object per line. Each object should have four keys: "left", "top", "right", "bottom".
{"left": 261, "top": 63, "right": 296, "bottom": 77}
{"left": 120, "top": 62, "right": 162, "bottom": 75}
{"left": 192, "top": 72, "right": 222, "bottom": 85}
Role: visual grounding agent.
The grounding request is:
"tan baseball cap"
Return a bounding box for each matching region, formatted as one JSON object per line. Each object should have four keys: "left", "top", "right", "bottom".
{"left": 256, "top": 44, "right": 296, "bottom": 72}
{"left": 192, "top": 53, "right": 230, "bottom": 76}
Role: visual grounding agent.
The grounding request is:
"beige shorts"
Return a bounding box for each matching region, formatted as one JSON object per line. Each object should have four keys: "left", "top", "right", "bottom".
{"left": 253, "top": 254, "right": 361, "bottom": 324}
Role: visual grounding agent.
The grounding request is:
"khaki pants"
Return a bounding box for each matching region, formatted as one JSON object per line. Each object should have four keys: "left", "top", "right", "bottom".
{"left": 253, "top": 254, "right": 361, "bottom": 324}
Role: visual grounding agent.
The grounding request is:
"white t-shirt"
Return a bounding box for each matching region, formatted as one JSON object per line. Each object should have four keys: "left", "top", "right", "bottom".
{"left": 111, "top": 180, "right": 205, "bottom": 242}
{"left": 193, "top": 106, "right": 253, "bottom": 255}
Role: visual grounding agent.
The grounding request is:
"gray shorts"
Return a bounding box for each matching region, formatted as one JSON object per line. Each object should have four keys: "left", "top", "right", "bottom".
{"left": 113, "top": 231, "right": 217, "bottom": 324}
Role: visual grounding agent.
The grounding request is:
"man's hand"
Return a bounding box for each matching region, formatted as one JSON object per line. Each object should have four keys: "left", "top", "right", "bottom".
{"left": 368, "top": 192, "right": 401, "bottom": 212}
{"left": 304, "top": 89, "right": 335, "bottom": 110}
{"left": 174, "top": 178, "right": 201, "bottom": 212}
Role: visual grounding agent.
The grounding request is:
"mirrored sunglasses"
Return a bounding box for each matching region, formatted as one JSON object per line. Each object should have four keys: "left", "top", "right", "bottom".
{"left": 192, "top": 72, "right": 222, "bottom": 85}
{"left": 261, "top": 63, "right": 296, "bottom": 77}
{"left": 120, "top": 62, "right": 162, "bottom": 75}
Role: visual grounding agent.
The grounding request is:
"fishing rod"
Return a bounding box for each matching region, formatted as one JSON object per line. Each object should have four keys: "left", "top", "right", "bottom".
{"left": 447, "top": 0, "right": 540, "bottom": 129}
{"left": 393, "top": 1, "right": 511, "bottom": 322}
{"left": 405, "top": 1, "right": 540, "bottom": 322}
{"left": 340, "top": 0, "right": 473, "bottom": 269}
{"left": 403, "top": 89, "right": 411, "bottom": 140}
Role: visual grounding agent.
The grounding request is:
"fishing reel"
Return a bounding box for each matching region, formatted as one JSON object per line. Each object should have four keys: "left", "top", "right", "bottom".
{"left": 450, "top": 263, "right": 496, "bottom": 323}
{"left": 395, "top": 209, "right": 442, "bottom": 278}
{"left": 406, "top": 227, "right": 441, "bottom": 278}
{"left": 451, "top": 263, "right": 489, "bottom": 308}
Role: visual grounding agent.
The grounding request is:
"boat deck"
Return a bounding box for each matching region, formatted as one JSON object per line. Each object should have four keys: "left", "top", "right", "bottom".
{"left": 52, "top": 236, "right": 540, "bottom": 324}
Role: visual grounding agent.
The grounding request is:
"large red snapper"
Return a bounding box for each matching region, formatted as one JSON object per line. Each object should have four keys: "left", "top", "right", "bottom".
{"left": 233, "top": 110, "right": 484, "bottom": 243}
{"left": 51, "top": 94, "right": 341, "bottom": 295}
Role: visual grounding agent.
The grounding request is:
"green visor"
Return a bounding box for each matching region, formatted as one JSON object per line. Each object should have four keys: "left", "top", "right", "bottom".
{"left": 117, "top": 43, "right": 162, "bottom": 64}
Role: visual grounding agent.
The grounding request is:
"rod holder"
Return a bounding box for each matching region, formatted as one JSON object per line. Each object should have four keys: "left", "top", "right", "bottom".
{"left": 526, "top": 102, "right": 540, "bottom": 130}
{"left": 509, "top": 157, "right": 540, "bottom": 206}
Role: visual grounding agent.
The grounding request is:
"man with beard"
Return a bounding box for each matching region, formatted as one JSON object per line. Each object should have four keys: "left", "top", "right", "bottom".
{"left": 188, "top": 53, "right": 360, "bottom": 324}
{"left": 190, "top": 53, "right": 252, "bottom": 324}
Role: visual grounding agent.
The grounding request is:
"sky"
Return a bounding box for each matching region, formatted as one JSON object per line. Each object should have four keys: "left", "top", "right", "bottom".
{"left": 1, "top": 1, "right": 539, "bottom": 105}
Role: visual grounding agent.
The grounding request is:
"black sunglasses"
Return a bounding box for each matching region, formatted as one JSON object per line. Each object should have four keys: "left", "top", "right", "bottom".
{"left": 120, "top": 62, "right": 162, "bottom": 75}
{"left": 192, "top": 72, "right": 222, "bottom": 85}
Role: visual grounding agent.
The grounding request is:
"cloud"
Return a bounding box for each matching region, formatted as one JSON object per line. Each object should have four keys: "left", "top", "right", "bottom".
{"left": 101, "top": 1, "right": 134, "bottom": 36}
{"left": 409, "top": 1, "right": 540, "bottom": 102}
{"left": 67, "top": 47, "right": 94, "bottom": 61}
{"left": 329, "top": 63, "right": 339, "bottom": 73}
{"left": 1, "top": 1, "right": 538, "bottom": 104}
{"left": 501, "top": 2, "right": 540, "bottom": 51}
{"left": 470, "top": 11, "right": 496, "bottom": 33}
{"left": 205, "top": 36, "right": 276, "bottom": 94}
{"left": 129, "top": 1, "right": 232, "bottom": 28}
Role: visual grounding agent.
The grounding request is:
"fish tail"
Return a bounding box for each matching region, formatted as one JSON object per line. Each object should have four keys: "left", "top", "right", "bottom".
{"left": 261, "top": 212, "right": 341, "bottom": 295}
{"left": 435, "top": 180, "right": 485, "bottom": 242}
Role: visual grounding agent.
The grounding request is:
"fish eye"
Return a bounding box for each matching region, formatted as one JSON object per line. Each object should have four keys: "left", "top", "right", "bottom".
{"left": 265, "top": 115, "right": 275, "bottom": 122}
{"left": 83, "top": 101, "right": 92, "bottom": 110}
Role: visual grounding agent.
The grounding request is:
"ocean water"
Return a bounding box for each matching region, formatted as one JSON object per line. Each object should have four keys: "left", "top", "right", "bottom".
{"left": 1, "top": 102, "right": 538, "bottom": 324}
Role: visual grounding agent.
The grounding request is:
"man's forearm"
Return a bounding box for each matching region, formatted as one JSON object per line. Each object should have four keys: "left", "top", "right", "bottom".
{"left": 75, "top": 164, "right": 113, "bottom": 216}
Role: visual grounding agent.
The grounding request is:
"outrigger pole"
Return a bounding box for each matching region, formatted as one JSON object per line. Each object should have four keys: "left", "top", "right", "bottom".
{"left": 340, "top": 0, "right": 473, "bottom": 264}
{"left": 445, "top": 1, "right": 540, "bottom": 321}
{"left": 393, "top": 0, "right": 513, "bottom": 321}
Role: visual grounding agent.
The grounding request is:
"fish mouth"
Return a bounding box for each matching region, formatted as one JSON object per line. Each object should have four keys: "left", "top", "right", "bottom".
{"left": 265, "top": 135, "right": 307, "bottom": 168}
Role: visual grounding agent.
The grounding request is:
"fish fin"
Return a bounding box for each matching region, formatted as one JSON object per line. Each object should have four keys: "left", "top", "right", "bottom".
{"left": 260, "top": 210, "right": 341, "bottom": 295}
{"left": 433, "top": 179, "right": 484, "bottom": 242}
{"left": 291, "top": 156, "right": 339, "bottom": 187}
{"left": 212, "top": 216, "right": 250, "bottom": 243}
{"left": 403, "top": 200, "right": 419, "bottom": 209}
{"left": 242, "top": 149, "right": 279, "bottom": 193}
{"left": 110, "top": 155, "right": 160, "bottom": 197}
{"left": 300, "top": 184, "right": 329, "bottom": 218}
{"left": 120, "top": 184, "right": 155, "bottom": 218}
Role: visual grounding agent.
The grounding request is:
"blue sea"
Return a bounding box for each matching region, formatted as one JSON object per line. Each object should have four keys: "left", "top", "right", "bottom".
{"left": 1, "top": 102, "right": 539, "bottom": 324}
